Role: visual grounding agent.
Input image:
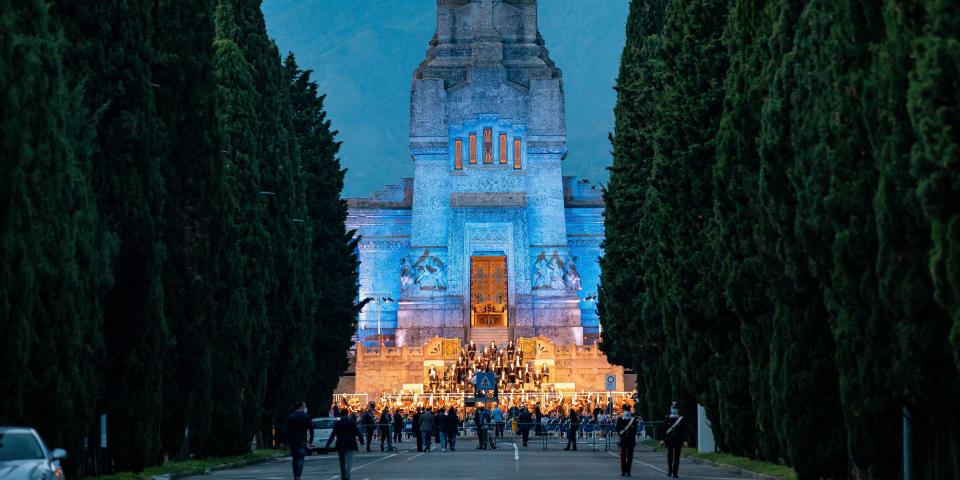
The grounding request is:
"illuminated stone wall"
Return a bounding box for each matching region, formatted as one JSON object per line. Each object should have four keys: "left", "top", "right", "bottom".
{"left": 353, "top": 337, "right": 625, "bottom": 399}
{"left": 345, "top": 1, "right": 605, "bottom": 349}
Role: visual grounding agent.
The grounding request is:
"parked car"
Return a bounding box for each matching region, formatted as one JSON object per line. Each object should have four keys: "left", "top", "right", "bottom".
{"left": 308, "top": 417, "right": 338, "bottom": 454}
{"left": 0, "top": 427, "right": 66, "bottom": 479}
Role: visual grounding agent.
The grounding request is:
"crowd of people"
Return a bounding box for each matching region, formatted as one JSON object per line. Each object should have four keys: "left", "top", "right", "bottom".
{"left": 291, "top": 399, "right": 689, "bottom": 480}
{"left": 426, "top": 340, "right": 555, "bottom": 393}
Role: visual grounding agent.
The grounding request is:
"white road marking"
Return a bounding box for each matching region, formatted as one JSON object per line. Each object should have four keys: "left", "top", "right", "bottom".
{"left": 328, "top": 454, "right": 397, "bottom": 479}
{"left": 406, "top": 452, "right": 425, "bottom": 461}
{"left": 510, "top": 442, "right": 519, "bottom": 461}
{"left": 636, "top": 459, "right": 668, "bottom": 474}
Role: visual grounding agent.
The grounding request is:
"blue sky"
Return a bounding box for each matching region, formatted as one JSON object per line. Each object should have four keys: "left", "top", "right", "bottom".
{"left": 261, "top": 0, "right": 629, "bottom": 197}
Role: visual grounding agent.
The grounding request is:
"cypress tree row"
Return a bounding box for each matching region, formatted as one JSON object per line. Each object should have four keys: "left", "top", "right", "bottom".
{"left": 153, "top": 0, "right": 219, "bottom": 458}
{"left": 51, "top": 0, "right": 171, "bottom": 471}
{"left": 600, "top": 0, "right": 671, "bottom": 422}
{"left": 283, "top": 55, "right": 363, "bottom": 416}
{"left": 602, "top": 0, "right": 960, "bottom": 477}
{"left": 1, "top": 0, "right": 359, "bottom": 475}
{"left": 712, "top": 0, "right": 780, "bottom": 461}
{"left": 0, "top": 0, "right": 113, "bottom": 467}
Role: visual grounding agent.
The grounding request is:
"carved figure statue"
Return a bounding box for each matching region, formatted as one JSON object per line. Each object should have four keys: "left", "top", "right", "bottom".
{"left": 412, "top": 249, "right": 447, "bottom": 290}
{"left": 532, "top": 251, "right": 549, "bottom": 289}
{"left": 547, "top": 250, "right": 568, "bottom": 290}
{"left": 399, "top": 257, "right": 415, "bottom": 293}
{"left": 565, "top": 255, "right": 582, "bottom": 291}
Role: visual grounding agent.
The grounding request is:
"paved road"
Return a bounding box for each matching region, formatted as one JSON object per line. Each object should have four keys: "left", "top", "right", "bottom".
{"left": 183, "top": 437, "right": 749, "bottom": 480}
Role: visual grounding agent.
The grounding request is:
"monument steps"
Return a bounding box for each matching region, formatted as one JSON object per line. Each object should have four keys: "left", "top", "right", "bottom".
{"left": 469, "top": 327, "right": 509, "bottom": 346}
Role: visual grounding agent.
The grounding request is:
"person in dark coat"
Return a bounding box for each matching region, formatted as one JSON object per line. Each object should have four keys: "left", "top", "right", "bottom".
{"left": 658, "top": 402, "right": 687, "bottom": 478}
{"left": 616, "top": 404, "right": 639, "bottom": 477}
{"left": 474, "top": 404, "right": 492, "bottom": 449}
{"left": 392, "top": 409, "right": 404, "bottom": 443}
{"left": 359, "top": 404, "right": 376, "bottom": 452}
{"left": 412, "top": 407, "right": 423, "bottom": 452}
{"left": 517, "top": 405, "right": 533, "bottom": 447}
{"left": 534, "top": 403, "right": 543, "bottom": 436}
{"left": 325, "top": 415, "right": 364, "bottom": 480}
{"left": 418, "top": 408, "right": 436, "bottom": 451}
{"left": 563, "top": 409, "right": 579, "bottom": 451}
{"left": 286, "top": 402, "right": 314, "bottom": 480}
{"left": 444, "top": 407, "right": 460, "bottom": 452}
{"left": 435, "top": 409, "right": 447, "bottom": 450}
{"left": 378, "top": 408, "right": 396, "bottom": 452}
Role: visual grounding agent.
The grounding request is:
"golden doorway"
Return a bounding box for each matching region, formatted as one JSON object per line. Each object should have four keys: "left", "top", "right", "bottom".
{"left": 470, "top": 256, "right": 508, "bottom": 327}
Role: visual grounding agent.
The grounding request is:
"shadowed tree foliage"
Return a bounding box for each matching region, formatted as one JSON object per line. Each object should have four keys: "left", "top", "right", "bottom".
{"left": 602, "top": 0, "right": 959, "bottom": 477}
{"left": 1, "top": 0, "right": 358, "bottom": 474}
{"left": 0, "top": 0, "right": 113, "bottom": 472}
{"left": 599, "top": 0, "right": 671, "bottom": 421}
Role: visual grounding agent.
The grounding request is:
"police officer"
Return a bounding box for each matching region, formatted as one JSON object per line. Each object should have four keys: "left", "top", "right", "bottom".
{"left": 658, "top": 402, "right": 687, "bottom": 478}
{"left": 616, "top": 404, "right": 638, "bottom": 477}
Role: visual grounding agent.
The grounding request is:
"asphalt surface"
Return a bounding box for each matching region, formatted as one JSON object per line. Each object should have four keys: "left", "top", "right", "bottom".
{"left": 182, "top": 436, "right": 751, "bottom": 480}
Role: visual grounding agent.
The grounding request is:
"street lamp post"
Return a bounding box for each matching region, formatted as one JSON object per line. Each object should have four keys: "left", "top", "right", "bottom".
{"left": 371, "top": 296, "right": 394, "bottom": 348}
{"left": 584, "top": 292, "right": 600, "bottom": 342}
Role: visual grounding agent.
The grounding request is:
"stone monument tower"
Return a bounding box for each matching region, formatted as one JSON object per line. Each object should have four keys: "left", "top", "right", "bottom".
{"left": 347, "top": 0, "right": 604, "bottom": 350}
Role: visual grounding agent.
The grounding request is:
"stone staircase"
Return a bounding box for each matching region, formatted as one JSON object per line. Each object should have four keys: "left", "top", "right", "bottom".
{"left": 469, "top": 327, "right": 510, "bottom": 347}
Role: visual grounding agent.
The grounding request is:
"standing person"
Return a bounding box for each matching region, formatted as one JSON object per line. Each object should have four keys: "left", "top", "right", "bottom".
{"left": 659, "top": 402, "right": 687, "bottom": 478}
{"left": 392, "top": 409, "right": 404, "bottom": 444}
{"left": 286, "top": 402, "right": 314, "bottom": 480}
{"left": 379, "top": 408, "right": 396, "bottom": 452}
{"left": 419, "top": 407, "right": 436, "bottom": 452}
{"left": 412, "top": 407, "right": 423, "bottom": 452}
{"left": 518, "top": 405, "right": 533, "bottom": 447}
{"left": 325, "top": 414, "right": 365, "bottom": 480}
{"left": 444, "top": 407, "right": 460, "bottom": 452}
{"left": 491, "top": 404, "right": 505, "bottom": 438}
{"left": 436, "top": 408, "right": 448, "bottom": 451}
{"left": 616, "top": 404, "right": 639, "bottom": 477}
{"left": 474, "top": 404, "right": 490, "bottom": 450}
{"left": 360, "top": 404, "right": 376, "bottom": 452}
{"left": 534, "top": 403, "right": 544, "bottom": 436}
{"left": 563, "top": 409, "right": 579, "bottom": 451}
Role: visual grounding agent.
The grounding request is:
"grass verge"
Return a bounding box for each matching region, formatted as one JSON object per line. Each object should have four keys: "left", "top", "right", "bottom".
{"left": 681, "top": 448, "right": 796, "bottom": 479}
{"left": 88, "top": 449, "right": 285, "bottom": 480}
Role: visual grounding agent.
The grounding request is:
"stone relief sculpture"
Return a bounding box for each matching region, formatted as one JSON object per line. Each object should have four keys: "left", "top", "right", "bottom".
{"left": 566, "top": 255, "right": 582, "bottom": 291}
{"left": 399, "top": 257, "right": 415, "bottom": 293}
{"left": 547, "top": 250, "right": 567, "bottom": 290}
{"left": 533, "top": 250, "right": 570, "bottom": 291}
{"left": 413, "top": 249, "right": 447, "bottom": 290}
{"left": 532, "top": 251, "right": 549, "bottom": 289}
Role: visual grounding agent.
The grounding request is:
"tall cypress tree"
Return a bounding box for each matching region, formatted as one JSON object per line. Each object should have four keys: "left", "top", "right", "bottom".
{"left": 207, "top": 0, "right": 267, "bottom": 456}
{"left": 713, "top": 0, "right": 782, "bottom": 460}
{"left": 874, "top": 0, "right": 960, "bottom": 475}
{"left": 153, "top": 0, "right": 219, "bottom": 458}
{"left": 648, "top": 0, "right": 753, "bottom": 453}
{"left": 908, "top": 0, "right": 960, "bottom": 372}
{"left": 756, "top": 1, "right": 848, "bottom": 477}
{"left": 599, "top": 0, "right": 671, "bottom": 421}
{"left": 284, "top": 55, "right": 362, "bottom": 414}
{"left": 51, "top": 0, "right": 169, "bottom": 471}
{"left": 1, "top": 2, "right": 112, "bottom": 474}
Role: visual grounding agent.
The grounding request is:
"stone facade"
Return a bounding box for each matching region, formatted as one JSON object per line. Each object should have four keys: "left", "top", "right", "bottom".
{"left": 354, "top": 337, "right": 624, "bottom": 399}
{"left": 347, "top": 1, "right": 606, "bottom": 353}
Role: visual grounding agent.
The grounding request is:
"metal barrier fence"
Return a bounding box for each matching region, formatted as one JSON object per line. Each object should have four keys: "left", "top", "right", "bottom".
{"left": 313, "top": 418, "right": 665, "bottom": 454}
